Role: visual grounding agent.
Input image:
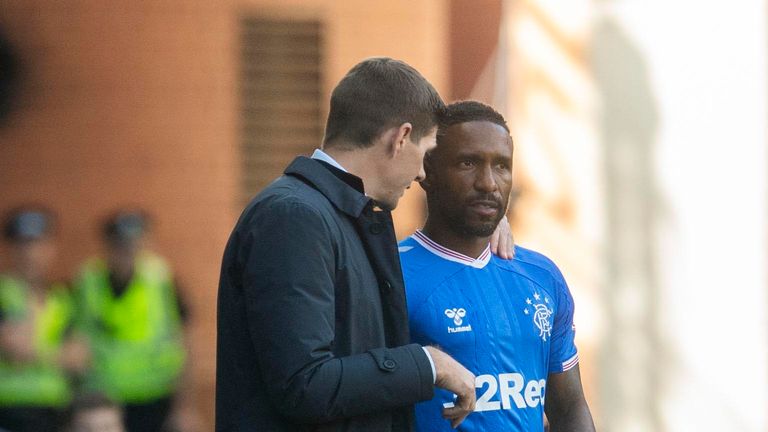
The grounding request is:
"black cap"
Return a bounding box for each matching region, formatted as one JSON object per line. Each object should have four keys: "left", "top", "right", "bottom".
{"left": 3, "top": 208, "right": 55, "bottom": 242}
{"left": 104, "top": 210, "right": 149, "bottom": 243}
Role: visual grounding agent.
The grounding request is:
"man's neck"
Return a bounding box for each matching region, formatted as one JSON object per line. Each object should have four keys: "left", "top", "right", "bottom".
{"left": 421, "top": 219, "right": 490, "bottom": 259}
{"left": 323, "top": 145, "right": 383, "bottom": 196}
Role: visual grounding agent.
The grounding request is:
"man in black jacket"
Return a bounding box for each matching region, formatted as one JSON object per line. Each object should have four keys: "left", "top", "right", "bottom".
{"left": 216, "top": 58, "right": 476, "bottom": 431}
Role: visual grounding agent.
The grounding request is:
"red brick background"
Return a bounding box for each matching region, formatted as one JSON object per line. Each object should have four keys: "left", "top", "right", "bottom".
{"left": 0, "top": 1, "right": 467, "bottom": 427}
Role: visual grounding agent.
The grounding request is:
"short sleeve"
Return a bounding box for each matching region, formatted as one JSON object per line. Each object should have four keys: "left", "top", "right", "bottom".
{"left": 547, "top": 273, "right": 579, "bottom": 374}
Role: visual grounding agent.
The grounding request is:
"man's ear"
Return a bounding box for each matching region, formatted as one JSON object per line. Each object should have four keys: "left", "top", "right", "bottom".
{"left": 389, "top": 122, "right": 413, "bottom": 158}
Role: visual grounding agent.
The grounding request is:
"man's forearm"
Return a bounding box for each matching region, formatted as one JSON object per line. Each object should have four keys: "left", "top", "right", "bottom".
{"left": 545, "top": 366, "right": 595, "bottom": 432}
{"left": 267, "top": 344, "right": 435, "bottom": 424}
{"left": 548, "top": 400, "right": 596, "bottom": 432}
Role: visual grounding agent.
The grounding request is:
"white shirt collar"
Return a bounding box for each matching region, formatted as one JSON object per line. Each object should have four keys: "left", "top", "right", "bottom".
{"left": 411, "top": 230, "right": 492, "bottom": 269}
{"left": 311, "top": 149, "right": 348, "bottom": 173}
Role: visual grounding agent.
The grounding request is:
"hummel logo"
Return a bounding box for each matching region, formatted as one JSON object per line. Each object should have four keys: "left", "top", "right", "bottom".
{"left": 444, "top": 308, "right": 466, "bottom": 325}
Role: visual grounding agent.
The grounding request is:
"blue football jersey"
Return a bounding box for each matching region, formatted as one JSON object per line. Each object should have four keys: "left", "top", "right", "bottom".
{"left": 400, "top": 231, "right": 579, "bottom": 432}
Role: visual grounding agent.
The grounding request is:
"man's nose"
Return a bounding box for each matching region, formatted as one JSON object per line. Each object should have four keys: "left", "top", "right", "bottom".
{"left": 475, "top": 165, "right": 498, "bottom": 192}
{"left": 415, "top": 164, "right": 426, "bottom": 182}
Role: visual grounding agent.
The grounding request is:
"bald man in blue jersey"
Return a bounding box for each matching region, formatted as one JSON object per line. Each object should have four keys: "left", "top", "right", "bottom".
{"left": 399, "top": 101, "right": 595, "bottom": 431}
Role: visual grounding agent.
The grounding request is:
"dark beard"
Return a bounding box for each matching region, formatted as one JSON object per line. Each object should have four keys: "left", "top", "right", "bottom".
{"left": 449, "top": 212, "right": 502, "bottom": 238}
{"left": 456, "top": 219, "right": 499, "bottom": 237}
{"left": 428, "top": 191, "right": 506, "bottom": 239}
{"left": 442, "top": 200, "right": 505, "bottom": 238}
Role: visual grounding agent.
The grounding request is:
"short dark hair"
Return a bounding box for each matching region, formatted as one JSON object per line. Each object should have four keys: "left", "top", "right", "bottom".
{"left": 2, "top": 206, "right": 56, "bottom": 243}
{"left": 102, "top": 209, "right": 150, "bottom": 245}
{"left": 438, "top": 100, "right": 510, "bottom": 140}
{"left": 323, "top": 57, "right": 444, "bottom": 149}
{"left": 426, "top": 101, "right": 511, "bottom": 170}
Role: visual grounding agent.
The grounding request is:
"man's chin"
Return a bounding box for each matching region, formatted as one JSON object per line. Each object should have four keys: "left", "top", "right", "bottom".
{"left": 460, "top": 222, "right": 498, "bottom": 238}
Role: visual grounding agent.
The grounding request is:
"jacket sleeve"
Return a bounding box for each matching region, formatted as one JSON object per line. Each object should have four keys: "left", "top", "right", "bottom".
{"left": 239, "top": 199, "right": 434, "bottom": 423}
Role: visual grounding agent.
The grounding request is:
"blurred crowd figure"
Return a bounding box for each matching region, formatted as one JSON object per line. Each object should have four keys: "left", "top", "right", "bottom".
{"left": 0, "top": 207, "right": 196, "bottom": 432}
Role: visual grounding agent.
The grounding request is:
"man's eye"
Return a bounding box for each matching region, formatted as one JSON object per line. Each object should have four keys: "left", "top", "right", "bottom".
{"left": 460, "top": 160, "right": 474, "bottom": 168}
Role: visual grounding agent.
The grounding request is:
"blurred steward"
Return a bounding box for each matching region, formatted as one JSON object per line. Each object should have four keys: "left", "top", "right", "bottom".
{"left": 0, "top": 207, "right": 89, "bottom": 432}
{"left": 65, "top": 392, "right": 125, "bottom": 432}
{"left": 74, "top": 210, "right": 196, "bottom": 432}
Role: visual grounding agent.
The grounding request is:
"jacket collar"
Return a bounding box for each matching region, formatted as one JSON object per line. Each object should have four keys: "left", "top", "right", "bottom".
{"left": 284, "top": 156, "right": 372, "bottom": 218}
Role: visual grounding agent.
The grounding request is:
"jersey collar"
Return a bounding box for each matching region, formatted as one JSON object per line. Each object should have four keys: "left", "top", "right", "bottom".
{"left": 412, "top": 230, "right": 491, "bottom": 269}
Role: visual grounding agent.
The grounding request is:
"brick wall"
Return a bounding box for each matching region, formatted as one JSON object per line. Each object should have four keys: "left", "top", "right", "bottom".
{"left": 0, "top": 1, "right": 447, "bottom": 427}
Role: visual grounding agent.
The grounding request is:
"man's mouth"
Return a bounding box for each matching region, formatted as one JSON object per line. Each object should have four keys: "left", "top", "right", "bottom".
{"left": 468, "top": 200, "right": 500, "bottom": 217}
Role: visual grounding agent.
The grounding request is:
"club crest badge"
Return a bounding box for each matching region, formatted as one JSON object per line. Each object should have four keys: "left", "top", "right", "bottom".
{"left": 523, "top": 292, "right": 553, "bottom": 341}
